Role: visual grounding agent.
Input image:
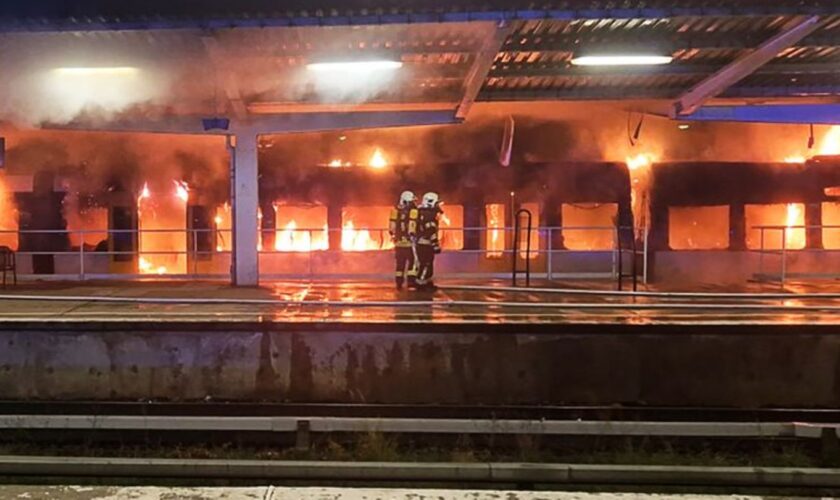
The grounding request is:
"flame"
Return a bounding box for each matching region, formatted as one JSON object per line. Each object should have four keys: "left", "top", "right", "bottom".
{"left": 819, "top": 126, "right": 840, "bottom": 155}
{"left": 0, "top": 176, "right": 17, "bottom": 251}
{"left": 341, "top": 221, "right": 379, "bottom": 251}
{"left": 274, "top": 220, "right": 330, "bottom": 252}
{"left": 785, "top": 203, "right": 806, "bottom": 248}
{"left": 328, "top": 159, "right": 351, "bottom": 168}
{"left": 626, "top": 153, "right": 654, "bottom": 171}
{"left": 783, "top": 125, "right": 840, "bottom": 162}
{"left": 625, "top": 153, "right": 656, "bottom": 228}
{"left": 784, "top": 155, "right": 806, "bottom": 164}
{"left": 214, "top": 203, "right": 232, "bottom": 252}
{"left": 137, "top": 181, "right": 188, "bottom": 275}
{"left": 486, "top": 203, "right": 504, "bottom": 258}
{"left": 368, "top": 148, "right": 388, "bottom": 169}
{"left": 138, "top": 182, "right": 150, "bottom": 202}
{"left": 138, "top": 257, "right": 167, "bottom": 275}
{"left": 174, "top": 180, "right": 189, "bottom": 202}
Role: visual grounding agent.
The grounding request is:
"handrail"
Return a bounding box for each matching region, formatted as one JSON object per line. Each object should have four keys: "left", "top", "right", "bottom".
{"left": 511, "top": 209, "right": 533, "bottom": 286}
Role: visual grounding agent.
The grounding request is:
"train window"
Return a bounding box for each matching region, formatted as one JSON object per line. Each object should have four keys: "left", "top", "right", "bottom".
{"left": 822, "top": 202, "right": 840, "bottom": 249}
{"left": 67, "top": 206, "right": 108, "bottom": 249}
{"left": 274, "top": 205, "right": 329, "bottom": 252}
{"left": 341, "top": 206, "right": 394, "bottom": 251}
{"left": 137, "top": 183, "right": 188, "bottom": 274}
{"left": 485, "top": 203, "right": 505, "bottom": 258}
{"left": 561, "top": 203, "right": 617, "bottom": 250}
{"left": 518, "top": 202, "right": 539, "bottom": 259}
{"left": 745, "top": 204, "right": 806, "bottom": 250}
{"left": 439, "top": 204, "right": 464, "bottom": 251}
{"left": 668, "top": 206, "right": 729, "bottom": 250}
{"left": 214, "top": 204, "right": 232, "bottom": 252}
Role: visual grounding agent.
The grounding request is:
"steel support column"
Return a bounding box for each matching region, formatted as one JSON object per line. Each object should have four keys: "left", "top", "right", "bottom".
{"left": 231, "top": 131, "right": 259, "bottom": 286}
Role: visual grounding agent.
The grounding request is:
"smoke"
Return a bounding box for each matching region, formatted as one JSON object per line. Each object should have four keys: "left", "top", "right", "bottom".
{"left": 0, "top": 129, "right": 229, "bottom": 234}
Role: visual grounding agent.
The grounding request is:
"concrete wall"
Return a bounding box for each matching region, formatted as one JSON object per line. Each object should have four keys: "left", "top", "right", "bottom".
{"left": 1, "top": 324, "right": 838, "bottom": 407}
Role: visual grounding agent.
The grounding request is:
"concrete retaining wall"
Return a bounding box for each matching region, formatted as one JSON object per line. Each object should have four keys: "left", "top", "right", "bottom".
{"left": 0, "top": 324, "right": 838, "bottom": 407}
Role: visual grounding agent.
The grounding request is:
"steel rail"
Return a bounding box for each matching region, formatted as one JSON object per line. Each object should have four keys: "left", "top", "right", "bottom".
{"left": 2, "top": 402, "right": 840, "bottom": 422}
{"left": 1, "top": 415, "right": 837, "bottom": 440}
{"left": 2, "top": 456, "right": 840, "bottom": 489}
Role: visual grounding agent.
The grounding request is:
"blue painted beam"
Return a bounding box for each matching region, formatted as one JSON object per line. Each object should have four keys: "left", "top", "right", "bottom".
{"left": 680, "top": 104, "right": 840, "bottom": 125}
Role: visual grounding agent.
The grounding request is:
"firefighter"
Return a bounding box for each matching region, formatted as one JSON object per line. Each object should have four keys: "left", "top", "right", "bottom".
{"left": 415, "top": 192, "right": 442, "bottom": 291}
{"left": 389, "top": 190, "right": 418, "bottom": 290}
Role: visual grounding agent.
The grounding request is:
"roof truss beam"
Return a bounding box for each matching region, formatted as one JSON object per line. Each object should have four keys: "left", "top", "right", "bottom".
{"left": 455, "top": 22, "right": 515, "bottom": 120}
{"left": 672, "top": 15, "right": 822, "bottom": 117}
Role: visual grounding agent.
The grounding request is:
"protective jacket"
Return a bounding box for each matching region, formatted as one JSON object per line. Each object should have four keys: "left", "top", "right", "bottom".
{"left": 389, "top": 205, "right": 418, "bottom": 248}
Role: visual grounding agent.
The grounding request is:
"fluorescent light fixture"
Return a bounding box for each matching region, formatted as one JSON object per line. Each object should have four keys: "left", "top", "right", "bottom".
{"left": 570, "top": 55, "right": 673, "bottom": 66}
{"left": 306, "top": 60, "right": 403, "bottom": 72}
{"left": 53, "top": 67, "right": 139, "bottom": 76}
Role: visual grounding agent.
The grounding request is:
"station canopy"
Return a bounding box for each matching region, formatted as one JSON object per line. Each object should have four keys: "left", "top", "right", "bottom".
{"left": 0, "top": 1, "right": 839, "bottom": 130}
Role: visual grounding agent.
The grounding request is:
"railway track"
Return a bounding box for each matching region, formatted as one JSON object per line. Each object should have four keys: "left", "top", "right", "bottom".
{"left": 1, "top": 401, "right": 839, "bottom": 422}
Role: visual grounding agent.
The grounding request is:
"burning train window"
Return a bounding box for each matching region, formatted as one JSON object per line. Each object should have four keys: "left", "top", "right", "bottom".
{"left": 561, "top": 203, "right": 617, "bottom": 251}
{"left": 214, "top": 204, "right": 232, "bottom": 252}
{"left": 137, "top": 181, "right": 189, "bottom": 274}
{"left": 67, "top": 207, "right": 108, "bottom": 249}
{"left": 518, "top": 202, "right": 539, "bottom": 259}
{"left": 274, "top": 205, "right": 329, "bottom": 252}
{"left": 668, "top": 206, "right": 729, "bottom": 250}
{"left": 822, "top": 202, "right": 840, "bottom": 250}
{"left": 485, "top": 203, "right": 505, "bottom": 258}
{"left": 745, "top": 204, "right": 806, "bottom": 250}
{"left": 439, "top": 204, "right": 464, "bottom": 251}
{"left": 341, "top": 206, "right": 394, "bottom": 251}
{"left": 0, "top": 177, "right": 18, "bottom": 251}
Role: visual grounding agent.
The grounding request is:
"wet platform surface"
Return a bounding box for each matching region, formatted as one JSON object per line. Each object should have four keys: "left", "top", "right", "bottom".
{"left": 0, "top": 279, "right": 837, "bottom": 325}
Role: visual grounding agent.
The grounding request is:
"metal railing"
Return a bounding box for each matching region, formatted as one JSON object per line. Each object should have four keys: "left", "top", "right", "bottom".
{"left": 0, "top": 225, "right": 649, "bottom": 281}
{"left": 754, "top": 224, "right": 840, "bottom": 286}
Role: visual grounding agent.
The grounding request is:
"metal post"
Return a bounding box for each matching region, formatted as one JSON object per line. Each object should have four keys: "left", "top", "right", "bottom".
{"left": 759, "top": 228, "right": 765, "bottom": 280}
{"left": 193, "top": 229, "right": 198, "bottom": 276}
{"left": 642, "top": 226, "right": 649, "bottom": 285}
{"left": 547, "top": 227, "right": 553, "bottom": 281}
{"left": 308, "top": 229, "right": 313, "bottom": 278}
{"left": 79, "top": 233, "right": 85, "bottom": 281}
{"left": 781, "top": 228, "right": 787, "bottom": 289}
{"left": 612, "top": 227, "right": 618, "bottom": 280}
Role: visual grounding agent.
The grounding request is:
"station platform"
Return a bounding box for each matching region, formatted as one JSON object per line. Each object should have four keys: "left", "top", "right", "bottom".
{"left": 0, "top": 278, "right": 837, "bottom": 325}
{"left": 0, "top": 279, "right": 839, "bottom": 407}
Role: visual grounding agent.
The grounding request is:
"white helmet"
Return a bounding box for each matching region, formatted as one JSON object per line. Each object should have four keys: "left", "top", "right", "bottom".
{"left": 399, "top": 191, "right": 416, "bottom": 207}
{"left": 421, "top": 192, "right": 440, "bottom": 208}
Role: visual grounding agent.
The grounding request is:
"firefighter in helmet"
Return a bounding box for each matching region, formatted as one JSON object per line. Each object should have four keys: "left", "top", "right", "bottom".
{"left": 389, "top": 190, "right": 419, "bottom": 290}
{"left": 415, "top": 192, "right": 442, "bottom": 291}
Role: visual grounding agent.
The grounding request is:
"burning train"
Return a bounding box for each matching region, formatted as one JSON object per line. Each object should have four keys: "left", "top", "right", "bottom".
{"left": 1, "top": 127, "right": 840, "bottom": 285}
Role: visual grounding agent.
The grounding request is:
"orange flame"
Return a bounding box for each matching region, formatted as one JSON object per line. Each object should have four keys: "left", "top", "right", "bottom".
{"left": 486, "top": 203, "right": 504, "bottom": 258}
{"left": 625, "top": 153, "right": 656, "bottom": 228}
{"left": 368, "top": 148, "right": 388, "bottom": 169}
{"left": 341, "top": 221, "right": 380, "bottom": 251}
{"left": 785, "top": 203, "right": 806, "bottom": 249}
{"left": 137, "top": 181, "right": 188, "bottom": 275}
{"left": 174, "top": 180, "right": 189, "bottom": 202}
